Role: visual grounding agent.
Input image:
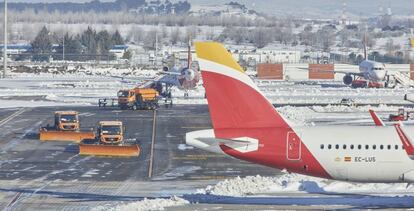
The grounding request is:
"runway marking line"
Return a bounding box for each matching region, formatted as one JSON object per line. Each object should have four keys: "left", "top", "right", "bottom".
{"left": 6, "top": 191, "right": 22, "bottom": 208}
{"left": 172, "top": 154, "right": 226, "bottom": 160}
{"left": 181, "top": 126, "right": 211, "bottom": 129}
{"left": 0, "top": 108, "right": 27, "bottom": 127}
{"left": 148, "top": 110, "right": 157, "bottom": 178}
{"left": 172, "top": 156, "right": 207, "bottom": 160}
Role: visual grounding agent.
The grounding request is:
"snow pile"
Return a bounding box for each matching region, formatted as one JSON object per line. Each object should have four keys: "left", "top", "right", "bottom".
{"left": 93, "top": 196, "right": 189, "bottom": 211}
{"left": 312, "top": 105, "right": 359, "bottom": 113}
{"left": 198, "top": 175, "right": 284, "bottom": 196}
{"left": 197, "top": 174, "right": 414, "bottom": 197}
{"left": 277, "top": 106, "right": 313, "bottom": 126}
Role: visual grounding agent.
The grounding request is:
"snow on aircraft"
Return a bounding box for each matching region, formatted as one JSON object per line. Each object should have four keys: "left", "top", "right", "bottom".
{"left": 186, "top": 41, "right": 414, "bottom": 183}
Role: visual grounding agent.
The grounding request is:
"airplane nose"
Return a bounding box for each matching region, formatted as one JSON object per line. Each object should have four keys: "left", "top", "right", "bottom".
{"left": 184, "top": 69, "right": 195, "bottom": 81}
{"left": 375, "top": 70, "right": 386, "bottom": 81}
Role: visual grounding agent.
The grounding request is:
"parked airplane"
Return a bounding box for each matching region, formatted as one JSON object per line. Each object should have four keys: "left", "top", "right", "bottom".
{"left": 157, "top": 41, "right": 200, "bottom": 97}
{"left": 337, "top": 43, "right": 391, "bottom": 88}
{"left": 187, "top": 42, "right": 414, "bottom": 183}
{"left": 111, "top": 41, "right": 200, "bottom": 97}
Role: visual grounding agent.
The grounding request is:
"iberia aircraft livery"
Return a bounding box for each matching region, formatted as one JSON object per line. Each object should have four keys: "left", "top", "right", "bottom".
{"left": 186, "top": 42, "right": 414, "bottom": 183}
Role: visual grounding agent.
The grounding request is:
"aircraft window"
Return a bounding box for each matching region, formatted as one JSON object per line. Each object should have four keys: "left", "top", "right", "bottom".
{"left": 343, "top": 144, "right": 347, "bottom": 149}
{"left": 372, "top": 145, "right": 376, "bottom": 150}
{"left": 320, "top": 144, "right": 324, "bottom": 149}
{"left": 387, "top": 145, "right": 391, "bottom": 150}
{"left": 328, "top": 144, "right": 332, "bottom": 149}
{"left": 395, "top": 145, "right": 399, "bottom": 150}
{"left": 335, "top": 144, "right": 339, "bottom": 149}
{"left": 365, "top": 145, "right": 369, "bottom": 150}
{"left": 380, "top": 145, "right": 384, "bottom": 150}
{"left": 358, "top": 145, "right": 362, "bottom": 150}
{"left": 350, "top": 144, "right": 354, "bottom": 149}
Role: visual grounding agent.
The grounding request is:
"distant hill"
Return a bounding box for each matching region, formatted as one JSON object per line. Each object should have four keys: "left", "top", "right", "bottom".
{"left": 187, "top": 0, "right": 414, "bottom": 18}
{"left": 2, "top": 0, "right": 191, "bottom": 14}
{"left": 3, "top": 0, "right": 145, "bottom": 12}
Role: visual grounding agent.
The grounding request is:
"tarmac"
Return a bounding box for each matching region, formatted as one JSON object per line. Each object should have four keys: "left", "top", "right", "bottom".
{"left": 0, "top": 105, "right": 413, "bottom": 210}
{"left": 0, "top": 105, "right": 281, "bottom": 210}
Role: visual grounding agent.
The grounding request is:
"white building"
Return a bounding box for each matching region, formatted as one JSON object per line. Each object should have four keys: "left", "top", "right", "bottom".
{"left": 232, "top": 48, "right": 301, "bottom": 65}
{"left": 109, "top": 45, "right": 129, "bottom": 59}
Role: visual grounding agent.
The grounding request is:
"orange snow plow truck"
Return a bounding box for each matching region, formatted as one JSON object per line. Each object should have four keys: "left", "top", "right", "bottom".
{"left": 79, "top": 121, "right": 140, "bottom": 157}
{"left": 39, "top": 111, "right": 95, "bottom": 142}
{"left": 117, "top": 88, "right": 159, "bottom": 110}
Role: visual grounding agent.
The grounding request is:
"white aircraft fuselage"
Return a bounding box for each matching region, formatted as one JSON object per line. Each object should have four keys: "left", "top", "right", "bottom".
{"left": 359, "top": 60, "right": 387, "bottom": 82}
{"left": 188, "top": 42, "right": 414, "bottom": 183}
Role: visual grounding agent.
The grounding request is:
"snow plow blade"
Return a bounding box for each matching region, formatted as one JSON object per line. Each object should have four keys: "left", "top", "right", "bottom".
{"left": 39, "top": 129, "right": 95, "bottom": 143}
{"left": 78, "top": 144, "right": 140, "bottom": 157}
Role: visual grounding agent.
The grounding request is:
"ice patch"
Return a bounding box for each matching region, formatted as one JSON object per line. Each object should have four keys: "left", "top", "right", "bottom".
{"left": 81, "top": 169, "right": 99, "bottom": 178}
{"left": 177, "top": 144, "right": 194, "bottom": 151}
{"left": 93, "top": 196, "right": 189, "bottom": 211}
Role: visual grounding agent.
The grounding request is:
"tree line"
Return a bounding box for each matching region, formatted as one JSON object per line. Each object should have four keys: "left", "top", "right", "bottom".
{"left": 28, "top": 26, "right": 127, "bottom": 62}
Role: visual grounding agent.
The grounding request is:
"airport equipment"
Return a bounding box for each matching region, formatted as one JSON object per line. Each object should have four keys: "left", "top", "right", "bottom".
{"left": 388, "top": 108, "right": 414, "bottom": 122}
{"left": 79, "top": 121, "right": 140, "bottom": 157}
{"left": 39, "top": 111, "right": 95, "bottom": 142}
{"left": 339, "top": 98, "right": 355, "bottom": 107}
{"left": 117, "top": 88, "right": 159, "bottom": 110}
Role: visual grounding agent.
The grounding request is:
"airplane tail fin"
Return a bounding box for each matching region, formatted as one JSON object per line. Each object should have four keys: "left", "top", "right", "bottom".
{"left": 194, "top": 42, "right": 290, "bottom": 134}
{"left": 394, "top": 124, "right": 414, "bottom": 160}
{"left": 369, "top": 109, "right": 385, "bottom": 126}
{"left": 363, "top": 33, "right": 368, "bottom": 60}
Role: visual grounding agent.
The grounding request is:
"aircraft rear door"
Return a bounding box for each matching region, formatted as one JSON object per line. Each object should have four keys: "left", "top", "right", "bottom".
{"left": 286, "top": 131, "right": 301, "bottom": 161}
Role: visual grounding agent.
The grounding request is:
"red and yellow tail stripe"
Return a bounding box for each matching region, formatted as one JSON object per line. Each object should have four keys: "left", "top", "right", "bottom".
{"left": 195, "top": 42, "right": 259, "bottom": 91}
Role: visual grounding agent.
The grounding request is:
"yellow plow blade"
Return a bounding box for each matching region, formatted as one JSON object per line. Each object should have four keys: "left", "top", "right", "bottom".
{"left": 79, "top": 144, "right": 140, "bottom": 157}
{"left": 39, "top": 129, "right": 95, "bottom": 143}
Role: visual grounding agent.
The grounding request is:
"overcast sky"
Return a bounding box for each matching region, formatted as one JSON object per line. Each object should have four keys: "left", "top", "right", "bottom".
{"left": 8, "top": 0, "right": 414, "bottom": 18}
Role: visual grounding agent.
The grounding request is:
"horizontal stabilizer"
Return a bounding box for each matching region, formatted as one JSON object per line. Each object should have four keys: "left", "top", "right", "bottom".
{"left": 186, "top": 129, "right": 258, "bottom": 154}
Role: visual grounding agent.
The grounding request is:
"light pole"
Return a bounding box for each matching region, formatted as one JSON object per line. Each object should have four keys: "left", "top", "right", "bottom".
{"left": 62, "top": 34, "right": 65, "bottom": 62}
{"left": 3, "top": 0, "right": 7, "bottom": 78}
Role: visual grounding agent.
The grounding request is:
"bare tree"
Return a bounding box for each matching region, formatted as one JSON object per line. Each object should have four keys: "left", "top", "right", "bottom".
{"left": 143, "top": 29, "right": 158, "bottom": 50}
{"left": 170, "top": 27, "right": 181, "bottom": 45}
{"left": 251, "top": 27, "right": 272, "bottom": 48}
{"left": 130, "top": 26, "right": 144, "bottom": 44}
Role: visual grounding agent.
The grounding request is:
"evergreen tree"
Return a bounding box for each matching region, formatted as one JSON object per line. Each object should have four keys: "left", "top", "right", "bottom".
{"left": 58, "top": 33, "right": 83, "bottom": 61}
{"left": 31, "top": 26, "right": 52, "bottom": 61}
{"left": 112, "top": 30, "right": 124, "bottom": 45}
{"left": 80, "top": 26, "right": 97, "bottom": 60}
{"left": 97, "top": 30, "right": 113, "bottom": 60}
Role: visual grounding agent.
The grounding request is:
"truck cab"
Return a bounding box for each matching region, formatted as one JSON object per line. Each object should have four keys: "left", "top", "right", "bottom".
{"left": 97, "top": 121, "right": 124, "bottom": 145}
{"left": 117, "top": 89, "right": 135, "bottom": 109}
{"left": 54, "top": 111, "right": 79, "bottom": 131}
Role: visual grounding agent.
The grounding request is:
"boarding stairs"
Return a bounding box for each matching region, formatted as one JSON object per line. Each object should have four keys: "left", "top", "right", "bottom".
{"left": 393, "top": 72, "right": 414, "bottom": 87}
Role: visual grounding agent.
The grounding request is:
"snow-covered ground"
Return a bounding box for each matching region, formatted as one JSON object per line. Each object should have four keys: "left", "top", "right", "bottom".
{"left": 1, "top": 69, "right": 413, "bottom": 108}
{"left": 3, "top": 70, "right": 414, "bottom": 209}
{"left": 93, "top": 196, "right": 189, "bottom": 211}
{"left": 197, "top": 173, "right": 414, "bottom": 197}
{"left": 92, "top": 173, "right": 414, "bottom": 210}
